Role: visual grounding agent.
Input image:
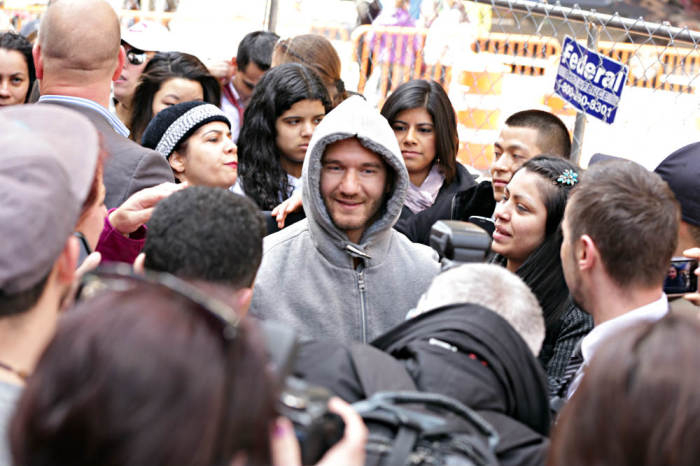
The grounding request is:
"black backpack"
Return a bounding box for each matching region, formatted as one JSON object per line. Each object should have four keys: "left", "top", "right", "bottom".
{"left": 349, "top": 345, "right": 500, "bottom": 466}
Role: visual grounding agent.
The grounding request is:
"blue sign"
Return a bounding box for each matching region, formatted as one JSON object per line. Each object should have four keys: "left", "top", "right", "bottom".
{"left": 554, "top": 35, "right": 629, "bottom": 124}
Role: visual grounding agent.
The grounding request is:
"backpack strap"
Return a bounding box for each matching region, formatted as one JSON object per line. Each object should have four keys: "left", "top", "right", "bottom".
{"left": 349, "top": 344, "right": 416, "bottom": 396}
{"left": 386, "top": 426, "right": 419, "bottom": 465}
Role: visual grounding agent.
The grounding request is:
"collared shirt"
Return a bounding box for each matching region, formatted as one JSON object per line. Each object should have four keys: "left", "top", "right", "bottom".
{"left": 220, "top": 82, "right": 243, "bottom": 142}
{"left": 38, "top": 95, "right": 130, "bottom": 138}
{"left": 567, "top": 293, "right": 668, "bottom": 398}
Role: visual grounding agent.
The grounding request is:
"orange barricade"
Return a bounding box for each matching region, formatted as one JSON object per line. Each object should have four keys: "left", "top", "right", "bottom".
{"left": 473, "top": 33, "right": 561, "bottom": 76}
{"left": 453, "top": 65, "right": 507, "bottom": 170}
{"left": 352, "top": 26, "right": 452, "bottom": 107}
{"left": 310, "top": 23, "right": 352, "bottom": 42}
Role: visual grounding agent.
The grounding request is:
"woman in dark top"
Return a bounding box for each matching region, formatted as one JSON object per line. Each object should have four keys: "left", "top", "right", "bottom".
{"left": 381, "top": 79, "right": 492, "bottom": 244}
{"left": 490, "top": 155, "right": 593, "bottom": 395}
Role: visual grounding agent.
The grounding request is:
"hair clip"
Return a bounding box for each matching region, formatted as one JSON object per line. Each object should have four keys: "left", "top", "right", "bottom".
{"left": 557, "top": 169, "right": 579, "bottom": 186}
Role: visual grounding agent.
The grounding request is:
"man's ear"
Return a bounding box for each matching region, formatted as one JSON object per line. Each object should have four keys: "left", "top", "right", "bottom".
{"left": 33, "top": 43, "right": 43, "bottom": 80}
{"left": 233, "top": 287, "right": 254, "bottom": 318}
{"left": 578, "top": 234, "right": 597, "bottom": 272}
{"left": 112, "top": 45, "right": 126, "bottom": 82}
{"left": 133, "top": 253, "right": 146, "bottom": 275}
{"left": 231, "top": 56, "right": 239, "bottom": 74}
{"left": 56, "top": 236, "right": 80, "bottom": 285}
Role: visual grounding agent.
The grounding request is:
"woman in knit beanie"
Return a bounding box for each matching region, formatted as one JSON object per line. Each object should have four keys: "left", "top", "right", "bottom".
{"left": 142, "top": 101, "right": 237, "bottom": 189}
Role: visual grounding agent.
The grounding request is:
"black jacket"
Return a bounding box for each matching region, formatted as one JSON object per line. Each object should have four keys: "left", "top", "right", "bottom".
{"left": 373, "top": 304, "right": 551, "bottom": 466}
{"left": 294, "top": 304, "right": 551, "bottom": 466}
{"left": 394, "top": 164, "right": 493, "bottom": 245}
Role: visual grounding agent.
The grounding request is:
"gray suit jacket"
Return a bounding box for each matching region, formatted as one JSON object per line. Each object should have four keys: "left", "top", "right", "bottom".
{"left": 41, "top": 101, "right": 174, "bottom": 208}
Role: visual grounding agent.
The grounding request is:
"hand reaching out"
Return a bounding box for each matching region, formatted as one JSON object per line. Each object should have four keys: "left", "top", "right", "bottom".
{"left": 109, "top": 183, "right": 187, "bottom": 236}
{"left": 271, "top": 191, "right": 304, "bottom": 229}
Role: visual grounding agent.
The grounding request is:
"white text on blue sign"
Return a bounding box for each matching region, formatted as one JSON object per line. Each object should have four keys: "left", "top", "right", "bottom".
{"left": 554, "top": 36, "right": 629, "bottom": 124}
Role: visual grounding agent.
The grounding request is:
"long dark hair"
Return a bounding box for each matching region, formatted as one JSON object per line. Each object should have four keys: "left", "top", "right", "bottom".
{"left": 10, "top": 283, "right": 275, "bottom": 466}
{"left": 380, "top": 79, "right": 458, "bottom": 184}
{"left": 494, "top": 155, "right": 580, "bottom": 335}
{"left": 0, "top": 31, "right": 36, "bottom": 103}
{"left": 129, "top": 51, "right": 221, "bottom": 143}
{"left": 237, "top": 63, "right": 331, "bottom": 210}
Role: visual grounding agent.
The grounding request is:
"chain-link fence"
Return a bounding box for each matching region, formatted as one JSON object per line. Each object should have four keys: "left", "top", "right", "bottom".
{"left": 4, "top": 0, "right": 698, "bottom": 170}
{"left": 331, "top": 0, "right": 700, "bottom": 171}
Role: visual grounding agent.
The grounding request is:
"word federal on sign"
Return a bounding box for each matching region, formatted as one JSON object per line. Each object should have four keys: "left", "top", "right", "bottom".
{"left": 554, "top": 35, "right": 629, "bottom": 124}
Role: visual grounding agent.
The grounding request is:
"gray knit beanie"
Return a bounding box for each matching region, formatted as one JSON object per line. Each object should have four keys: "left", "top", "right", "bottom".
{"left": 141, "top": 101, "right": 231, "bottom": 158}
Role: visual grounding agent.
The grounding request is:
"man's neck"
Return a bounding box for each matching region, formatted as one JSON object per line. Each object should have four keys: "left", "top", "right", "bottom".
{"left": 589, "top": 281, "right": 664, "bottom": 326}
{"left": 230, "top": 81, "right": 250, "bottom": 107}
{"left": 0, "top": 288, "right": 62, "bottom": 386}
{"left": 40, "top": 79, "right": 112, "bottom": 108}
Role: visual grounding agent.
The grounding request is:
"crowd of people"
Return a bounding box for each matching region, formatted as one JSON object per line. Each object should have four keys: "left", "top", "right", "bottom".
{"left": 1, "top": 0, "right": 699, "bottom": 465}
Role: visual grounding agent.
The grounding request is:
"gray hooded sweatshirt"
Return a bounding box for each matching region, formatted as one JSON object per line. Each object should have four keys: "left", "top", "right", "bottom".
{"left": 250, "top": 96, "right": 440, "bottom": 344}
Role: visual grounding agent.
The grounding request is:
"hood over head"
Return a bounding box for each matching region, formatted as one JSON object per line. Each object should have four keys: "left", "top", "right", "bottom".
{"left": 302, "top": 95, "right": 409, "bottom": 248}
{"left": 373, "top": 303, "right": 551, "bottom": 436}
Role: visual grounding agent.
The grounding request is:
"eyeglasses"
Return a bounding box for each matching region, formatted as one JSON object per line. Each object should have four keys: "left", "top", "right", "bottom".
{"left": 126, "top": 48, "right": 148, "bottom": 66}
{"left": 77, "top": 264, "right": 239, "bottom": 341}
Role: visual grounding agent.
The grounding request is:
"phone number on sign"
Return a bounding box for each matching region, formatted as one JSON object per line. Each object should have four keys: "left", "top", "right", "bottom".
{"left": 557, "top": 80, "right": 614, "bottom": 121}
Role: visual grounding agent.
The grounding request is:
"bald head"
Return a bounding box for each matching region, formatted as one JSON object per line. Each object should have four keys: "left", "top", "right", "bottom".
{"left": 39, "top": 0, "right": 120, "bottom": 79}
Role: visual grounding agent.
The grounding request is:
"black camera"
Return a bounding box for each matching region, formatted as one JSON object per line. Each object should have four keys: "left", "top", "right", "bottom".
{"left": 278, "top": 376, "right": 345, "bottom": 464}
{"left": 429, "top": 218, "right": 493, "bottom": 269}
{"left": 260, "top": 321, "right": 345, "bottom": 464}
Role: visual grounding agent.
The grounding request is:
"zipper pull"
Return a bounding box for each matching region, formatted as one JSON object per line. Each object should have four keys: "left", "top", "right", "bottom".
{"left": 357, "top": 270, "right": 366, "bottom": 290}
{"left": 345, "top": 243, "right": 372, "bottom": 261}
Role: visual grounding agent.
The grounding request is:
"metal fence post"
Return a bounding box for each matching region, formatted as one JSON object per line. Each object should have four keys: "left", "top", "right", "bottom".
{"left": 571, "top": 22, "right": 601, "bottom": 165}
{"left": 266, "top": 0, "right": 279, "bottom": 33}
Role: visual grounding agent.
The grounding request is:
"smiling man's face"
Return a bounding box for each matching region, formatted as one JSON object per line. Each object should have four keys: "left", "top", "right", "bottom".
{"left": 320, "top": 138, "right": 389, "bottom": 244}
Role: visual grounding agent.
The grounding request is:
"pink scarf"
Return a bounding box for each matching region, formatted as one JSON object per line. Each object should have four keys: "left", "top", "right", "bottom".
{"left": 404, "top": 164, "right": 445, "bottom": 214}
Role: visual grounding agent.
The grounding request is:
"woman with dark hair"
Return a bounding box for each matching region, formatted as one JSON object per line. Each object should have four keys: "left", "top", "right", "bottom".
{"left": 9, "top": 278, "right": 276, "bottom": 465}
{"left": 0, "top": 32, "right": 36, "bottom": 106}
{"left": 236, "top": 63, "right": 332, "bottom": 211}
{"left": 381, "top": 79, "right": 482, "bottom": 244}
{"left": 272, "top": 34, "right": 348, "bottom": 108}
{"left": 8, "top": 273, "right": 367, "bottom": 466}
{"left": 128, "top": 51, "right": 221, "bottom": 143}
{"left": 548, "top": 312, "right": 700, "bottom": 466}
{"left": 490, "top": 155, "right": 592, "bottom": 394}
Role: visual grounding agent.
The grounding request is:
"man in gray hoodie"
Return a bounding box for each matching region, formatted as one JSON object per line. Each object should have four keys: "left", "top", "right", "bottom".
{"left": 250, "top": 95, "right": 440, "bottom": 344}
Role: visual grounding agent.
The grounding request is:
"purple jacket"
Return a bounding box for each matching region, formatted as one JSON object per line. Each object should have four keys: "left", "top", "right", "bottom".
{"left": 95, "top": 209, "right": 146, "bottom": 264}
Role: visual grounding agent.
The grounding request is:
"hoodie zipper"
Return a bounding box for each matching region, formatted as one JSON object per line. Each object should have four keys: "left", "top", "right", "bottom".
{"left": 357, "top": 270, "right": 368, "bottom": 344}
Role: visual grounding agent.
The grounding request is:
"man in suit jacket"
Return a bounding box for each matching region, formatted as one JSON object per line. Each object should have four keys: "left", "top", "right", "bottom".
{"left": 33, "top": 0, "right": 174, "bottom": 209}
